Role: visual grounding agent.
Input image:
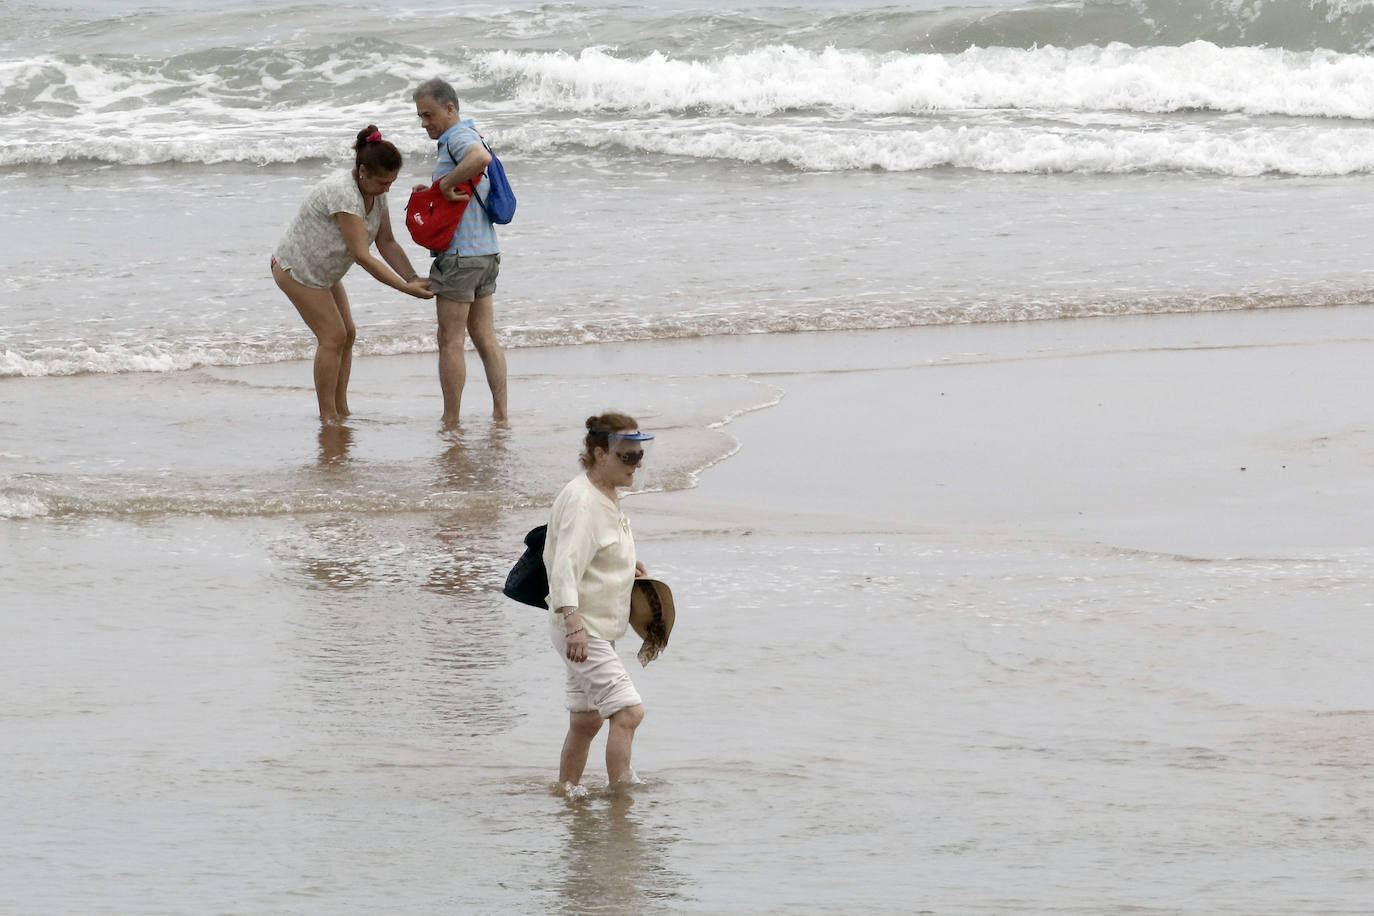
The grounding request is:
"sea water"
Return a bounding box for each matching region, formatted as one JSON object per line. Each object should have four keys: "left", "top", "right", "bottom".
{"left": 7, "top": 0, "right": 1374, "bottom": 383}
{"left": 4, "top": 0, "right": 1374, "bottom": 912}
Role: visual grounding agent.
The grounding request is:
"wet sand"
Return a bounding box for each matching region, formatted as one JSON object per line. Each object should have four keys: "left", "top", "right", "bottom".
{"left": 4, "top": 305, "right": 1374, "bottom": 914}
{"left": 640, "top": 303, "right": 1374, "bottom": 556}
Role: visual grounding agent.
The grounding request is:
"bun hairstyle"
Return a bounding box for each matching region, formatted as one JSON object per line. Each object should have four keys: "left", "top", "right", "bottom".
{"left": 354, "top": 124, "right": 402, "bottom": 174}
{"left": 580, "top": 411, "right": 639, "bottom": 469}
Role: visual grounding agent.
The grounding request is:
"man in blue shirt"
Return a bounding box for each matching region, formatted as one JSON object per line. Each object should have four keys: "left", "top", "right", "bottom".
{"left": 413, "top": 77, "right": 508, "bottom": 427}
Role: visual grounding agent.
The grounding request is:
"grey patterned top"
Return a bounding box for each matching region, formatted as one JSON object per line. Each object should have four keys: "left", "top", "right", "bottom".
{"left": 274, "top": 170, "right": 385, "bottom": 289}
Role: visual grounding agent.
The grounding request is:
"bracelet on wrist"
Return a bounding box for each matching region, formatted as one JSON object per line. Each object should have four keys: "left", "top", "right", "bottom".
{"left": 565, "top": 626, "right": 585, "bottom": 638}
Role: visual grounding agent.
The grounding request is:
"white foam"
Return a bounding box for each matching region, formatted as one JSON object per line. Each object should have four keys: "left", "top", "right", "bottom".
{"left": 0, "top": 339, "right": 303, "bottom": 378}
{"left": 8, "top": 41, "right": 1374, "bottom": 175}
{"left": 1, "top": 47, "right": 455, "bottom": 166}
{"left": 485, "top": 43, "right": 1374, "bottom": 120}
{"left": 0, "top": 494, "right": 50, "bottom": 519}
{"left": 6, "top": 288, "right": 1366, "bottom": 379}
{"left": 505, "top": 117, "right": 1374, "bottom": 176}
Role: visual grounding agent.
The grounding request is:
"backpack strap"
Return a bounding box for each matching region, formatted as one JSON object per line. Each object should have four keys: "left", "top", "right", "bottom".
{"left": 441, "top": 134, "right": 489, "bottom": 219}
{"left": 470, "top": 139, "right": 496, "bottom": 220}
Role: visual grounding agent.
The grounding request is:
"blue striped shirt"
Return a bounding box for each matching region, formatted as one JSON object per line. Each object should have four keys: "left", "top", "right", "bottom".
{"left": 432, "top": 120, "right": 500, "bottom": 256}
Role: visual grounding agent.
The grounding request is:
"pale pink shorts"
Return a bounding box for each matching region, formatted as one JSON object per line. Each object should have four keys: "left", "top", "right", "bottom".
{"left": 549, "top": 621, "right": 642, "bottom": 718}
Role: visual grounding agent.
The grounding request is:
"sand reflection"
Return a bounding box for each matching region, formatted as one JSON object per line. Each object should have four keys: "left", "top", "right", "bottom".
{"left": 425, "top": 427, "right": 511, "bottom": 596}
{"left": 316, "top": 422, "right": 354, "bottom": 465}
{"left": 434, "top": 425, "right": 512, "bottom": 493}
{"left": 558, "top": 795, "right": 684, "bottom": 914}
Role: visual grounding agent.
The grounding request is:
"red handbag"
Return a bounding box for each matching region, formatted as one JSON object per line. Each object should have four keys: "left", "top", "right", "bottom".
{"left": 404, "top": 179, "right": 472, "bottom": 251}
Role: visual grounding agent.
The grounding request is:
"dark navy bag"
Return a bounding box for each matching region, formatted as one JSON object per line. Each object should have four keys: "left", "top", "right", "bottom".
{"left": 503, "top": 525, "right": 547, "bottom": 608}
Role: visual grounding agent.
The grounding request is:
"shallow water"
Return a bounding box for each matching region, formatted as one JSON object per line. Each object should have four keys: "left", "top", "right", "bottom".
{"left": 7, "top": 162, "right": 1374, "bottom": 381}
{"left": 5, "top": 314, "right": 1374, "bottom": 913}
{"left": 7, "top": 505, "right": 1372, "bottom": 913}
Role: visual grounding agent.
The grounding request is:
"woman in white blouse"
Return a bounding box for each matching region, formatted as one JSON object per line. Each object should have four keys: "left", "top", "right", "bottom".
{"left": 272, "top": 125, "right": 434, "bottom": 424}
{"left": 543, "top": 412, "right": 654, "bottom": 796}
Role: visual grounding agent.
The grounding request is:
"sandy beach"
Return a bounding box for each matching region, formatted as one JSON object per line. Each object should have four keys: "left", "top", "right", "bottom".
{"left": 5, "top": 304, "right": 1373, "bottom": 914}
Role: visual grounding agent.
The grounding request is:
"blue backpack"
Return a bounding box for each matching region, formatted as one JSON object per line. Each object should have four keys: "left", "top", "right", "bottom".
{"left": 473, "top": 140, "right": 516, "bottom": 225}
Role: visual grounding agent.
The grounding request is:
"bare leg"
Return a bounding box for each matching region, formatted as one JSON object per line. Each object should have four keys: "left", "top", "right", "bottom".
{"left": 560, "top": 711, "right": 604, "bottom": 786}
{"left": 466, "top": 293, "right": 508, "bottom": 420}
{"left": 605, "top": 703, "right": 644, "bottom": 790}
{"left": 274, "top": 263, "right": 352, "bottom": 423}
{"left": 330, "top": 281, "right": 357, "bottom": 416}
{"left": 436, "top": 296, "right": 471, "bottom": 428}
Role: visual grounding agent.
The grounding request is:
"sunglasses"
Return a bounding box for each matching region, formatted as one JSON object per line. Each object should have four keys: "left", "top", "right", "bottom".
{"left": 614, "top": 449, "right": 645, "bottom": 466}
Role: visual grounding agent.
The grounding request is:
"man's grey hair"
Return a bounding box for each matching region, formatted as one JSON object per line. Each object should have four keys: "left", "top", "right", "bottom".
{"left": 413, "top": 78, "right": 459, "bottom": 110}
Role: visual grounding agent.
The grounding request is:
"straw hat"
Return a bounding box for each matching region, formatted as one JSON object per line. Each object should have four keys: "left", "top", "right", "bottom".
{"left": 629, "top": 577, "right": 675, "bottom": 666}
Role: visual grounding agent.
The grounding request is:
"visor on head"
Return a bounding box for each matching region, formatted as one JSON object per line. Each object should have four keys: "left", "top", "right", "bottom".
{"left": 605, "top": 430, "right": 653, "bottom": 466}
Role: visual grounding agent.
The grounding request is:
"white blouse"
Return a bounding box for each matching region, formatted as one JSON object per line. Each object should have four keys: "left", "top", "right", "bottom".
{"left": 543, "top": 473, "right": 636, "bottom": 641}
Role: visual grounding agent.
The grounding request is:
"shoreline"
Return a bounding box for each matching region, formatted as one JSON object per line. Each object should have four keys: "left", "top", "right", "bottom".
{"left": 7, "top": 301, "right": 1374, "bottom": 555}
{"left": 7, "top": 291, "right": 1374, "bottom": 382}
{"left": 8, "top": 301, "right": 1374, "bottom": 549}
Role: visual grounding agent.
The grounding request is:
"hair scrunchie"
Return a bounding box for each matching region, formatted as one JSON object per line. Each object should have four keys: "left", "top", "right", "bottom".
{"left": 366, "top": 130, "right": 382, "bottom": 143}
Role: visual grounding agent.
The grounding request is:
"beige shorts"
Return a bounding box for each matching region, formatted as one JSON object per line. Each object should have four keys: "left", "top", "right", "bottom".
{"left": 430, "top": 252, "right": 500, "bottom": 302}
{"left": 549, "top": 621, "right": 642, "bottom": 718}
